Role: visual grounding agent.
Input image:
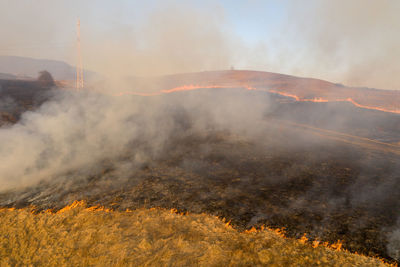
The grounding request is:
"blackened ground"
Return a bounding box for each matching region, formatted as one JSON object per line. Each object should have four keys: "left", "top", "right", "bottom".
{"left": 1, "top": 123, "right": 399, "bottom": 263}
{"left": 0, "top": 88, "right": 399, "bottom": 263}
{"left": 0, "top": 79, "right": 54, "bottom": 125}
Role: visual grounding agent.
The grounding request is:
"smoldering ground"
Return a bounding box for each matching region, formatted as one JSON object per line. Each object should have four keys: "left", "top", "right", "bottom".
{"left": 0, "top": 85, "right": 399, "bottom": 262}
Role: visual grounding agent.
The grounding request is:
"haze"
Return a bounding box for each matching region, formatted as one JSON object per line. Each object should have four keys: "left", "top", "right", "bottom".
{"left": 0, "top": 0, "right": 399, "bottom": 90}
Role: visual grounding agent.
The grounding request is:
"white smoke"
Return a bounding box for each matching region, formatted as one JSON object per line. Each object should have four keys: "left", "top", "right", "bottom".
{"left": 387, "top": 219, "right": 400, "bottom": 261}
{"left": 0, "top": 86, "right": 270, "bottom": 191}
{"left": 0, "top": 90, "right": 146, "bottom": 189}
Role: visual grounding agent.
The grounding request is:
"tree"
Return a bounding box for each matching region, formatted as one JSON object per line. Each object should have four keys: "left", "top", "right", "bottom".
{"left": 37, "top": 70, "right": 55, "bottom": 87}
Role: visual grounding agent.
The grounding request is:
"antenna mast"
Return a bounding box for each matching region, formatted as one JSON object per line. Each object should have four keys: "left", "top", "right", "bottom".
{"left": 76, "top": 18, "right": 84, "bottom": 89}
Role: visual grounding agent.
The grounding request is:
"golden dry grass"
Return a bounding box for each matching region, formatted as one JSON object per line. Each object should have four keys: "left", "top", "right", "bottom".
{"left": 0, "top": 202, "right": 389, "bottom": 266}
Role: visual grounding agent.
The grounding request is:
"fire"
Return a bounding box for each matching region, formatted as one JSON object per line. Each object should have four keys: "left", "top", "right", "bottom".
{"left": 37, "top": 200, "right": 113, "bottom": 214}
{"left": 299, "top": 233, "right": 308, "bottom": 244}
{"left": 56, "top": 200, "right": 85, "bottom": 213}
{"left": 242, "top": 226, "right": 347, "bottom": 253}
{"left": 269, "top": 89, "right": 301, "bottom": 101}
{"left": 113, "top": 91, "right": 161, "bottom": 97}
{"left": 345, "top": 97, "right": 400, "bottom": 114}
{"left": 269, "top": 89, "right": 400, "bottom": 114}
{"left": 312, "top": 240, "right": 320, "bottom": 248}
{"left": 160, "top": 84, "right": 256, "bottom": 93}
{"left": 330, "top": 240, "right": 344, "bottom": 251}
{"left": 304, "top": 97, "right": 329, "bottom": 103}
{"left": 0, "top": 207, "right": 15, "bottom": 212}
{"left": 113, "top": 84, "right": 256, "bottom": 97}
{"left": 113, "top": 84, "right": 400, "bottom": 114}
{"left": 2, "top": 200, "right": 393, "bottom": 265}
{"left": 161, "top": 84, "right": 230, "bottom": 93}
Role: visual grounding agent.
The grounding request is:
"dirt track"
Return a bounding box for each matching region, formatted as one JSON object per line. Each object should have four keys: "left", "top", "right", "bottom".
{"left": 273, "top": 118, "right": 400, "bottom": 156}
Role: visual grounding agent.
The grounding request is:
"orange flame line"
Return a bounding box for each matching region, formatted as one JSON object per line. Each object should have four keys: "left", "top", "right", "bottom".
{"left": 269, "top": 89, "right": 400, "bottom": 114}
{"left": 1, "top": 201, "right": 395, "bottom": 265}
{"left": 112, "top": 85, "right": 400, "bottom": 115}
{"left": 113, "top": 84, "right": 256, "bottom": 97}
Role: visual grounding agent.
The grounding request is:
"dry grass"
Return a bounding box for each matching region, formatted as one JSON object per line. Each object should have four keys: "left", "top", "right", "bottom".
{"left": 0, "top": 202, "right": 389, "bottom": 266}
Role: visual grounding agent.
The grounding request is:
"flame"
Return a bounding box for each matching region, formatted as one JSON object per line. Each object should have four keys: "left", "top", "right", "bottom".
{"left": 330, "top": 240, "right": 344, "bottom": 251}
{"left": 0, "top": 203, "right": 393, "bottom": 266}
{"left": 224, "top": 220, "right": 232, "bottom": 228}
{"left": 2, "top": 201, "right": 393, "bottom": 265}
{"left": 245, "top": 226, "right": 258, "bottom": 233}
{"left": 0, "top": 207, "right": 15, "bottom": 212}
{"left": 113, "top": 84, "right": 400, "bottom": 115}
{"left": 269, "top": 89, "right": 400, "bottom": 114}
{"left": 85, "top": 205, "right": 112, "bottom": 212}
{"left": 113, "top": 84, "right": 256, "bottom": 97}
{"left": 161, "top": 84, "right": 230, "bottom": 93}
{"left": 160, "top": 84, "right": 256, "bottom": 93}
{"left": 53, "top": 200, "right": 113, "bottom": 214}
{"left": 113, "top": 91, "right": 161, "bottom": 97}
{"left": 57, "top": 200, "right": 85, "bottom": 213}
{"left": 269, "top": 89, "right": 301, "bottom": 101}
{"left": 304, "top": 97, "right": 329, "bottom": 103}
{"left": 242, "top": 226, "right": 346, "bottom": 253}
{"left": 312, "top": 240, "right": 320, "bottom": 248}
{"left": 345, "top": 97, "right": 400, "bottom": 114}
{"left": 299, "top": 233, "right": 308, "bottom": 244}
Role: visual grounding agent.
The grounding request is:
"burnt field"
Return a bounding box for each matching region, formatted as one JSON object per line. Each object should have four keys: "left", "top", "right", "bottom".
{"left": 0, "top": 85, "right": 399, "bottom": 263}
{"left": 0, "top": 77, "right": 55, "bottom": 125}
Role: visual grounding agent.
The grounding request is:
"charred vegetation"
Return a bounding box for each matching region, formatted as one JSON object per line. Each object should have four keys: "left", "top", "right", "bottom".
{"left": 0, "top": 71, "right": 55, "bottom": 125}
{"left": 0, "top": 87, "right": 399, "bottom": 263}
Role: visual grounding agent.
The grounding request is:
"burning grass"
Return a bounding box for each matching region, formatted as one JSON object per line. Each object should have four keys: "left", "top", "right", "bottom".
{"left": 0, "top": 202, "right": 390, "bottom": 266}
{"left": 1, "top": 85, "right": 399, "bottom": 264}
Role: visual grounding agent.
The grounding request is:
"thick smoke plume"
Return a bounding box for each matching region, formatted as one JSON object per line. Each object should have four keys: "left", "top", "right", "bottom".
{"left": 0, "top": 87, "right": 268, "bottom": 190}
{"left": 282, "top": 0, "right": 400, "bottom": 90}
{"left": 0, "top": 90, "right": 164, "bottom": 189}
{"left": 0, "top": 83, "right": 399, "bottom": 262}
{"left": 0, "top": 0, "right": 399, "bottom": 262}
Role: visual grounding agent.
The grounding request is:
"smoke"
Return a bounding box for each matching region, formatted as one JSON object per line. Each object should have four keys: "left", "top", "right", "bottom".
{"left": 87, "top": 2, "right": 236, "bottom": 79}
{"left": 0, "top": 90, "right": 148, "bottom": 189}
{"left": 0, "top": 79, "right": 399, "bottom": 262}
{"left": 281, "top": 0, "right": 400, "bottom": 90}
{"left": 0, "top": 0, "right": 400, "bottom": 261}
{"left": 1, "top": 1, "right": 400, "bottom": 90}
{"left": 0, "top": 86, "right": 270, "bottom": 190}
{"left": 0, "top": 1, "right": 236, "bottom": 80}
{"left": 388, "top": 219, "right": 400, "bottom": 261}
{"left": 0, "top": 96, "right": 17, "bottom": 114}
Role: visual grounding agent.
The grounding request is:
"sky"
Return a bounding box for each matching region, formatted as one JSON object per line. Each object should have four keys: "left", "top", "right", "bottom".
{"left": 0, "top": 0, "right": 400, "bottom": 90}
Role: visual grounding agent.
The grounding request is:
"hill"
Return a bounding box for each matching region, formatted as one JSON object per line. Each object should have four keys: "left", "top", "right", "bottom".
{"left": 125, "top": 70, "right": 400, "bottom": 113}
{"left": 0, "top": 70, "right": 399, "bottom": 263}
{"left": 0, "top": 55, "right": 95, "bottom": 81}
{"left": 0, "top": 73, "right": 17, "bottom": 80}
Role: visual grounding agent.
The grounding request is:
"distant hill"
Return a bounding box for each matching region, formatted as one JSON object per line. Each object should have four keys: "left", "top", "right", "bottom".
{"left": 0, "top": 73, "right": 17, "bottom": 80}
{"left": 0, "top": 56, "right": 94, "bottom": 81}
{"left": 126, "top": 70, "right": 400, "bottom": 113}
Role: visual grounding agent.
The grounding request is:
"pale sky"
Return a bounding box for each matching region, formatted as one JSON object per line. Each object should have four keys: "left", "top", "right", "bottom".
{"left": 1, "top": 0, "right": 400, "bottom": 90}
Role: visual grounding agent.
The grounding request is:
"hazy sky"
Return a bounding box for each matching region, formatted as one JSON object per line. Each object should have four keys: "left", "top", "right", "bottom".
{"left": 0, "top": 0, "right": 399, "bottom": 90}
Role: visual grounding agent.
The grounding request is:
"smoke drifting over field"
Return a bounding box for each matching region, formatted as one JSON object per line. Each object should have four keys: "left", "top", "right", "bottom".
{"left": 0, "top": 0, "right": 399, "bottom": 263}
{"left": 0, "top": 87, "right": 268, "bottom": 190}
{"left": 0, "top": 83, "right": 399, "bottom": 262}
{"left": 283, "top": 0, "right": 400, "bottom": 90}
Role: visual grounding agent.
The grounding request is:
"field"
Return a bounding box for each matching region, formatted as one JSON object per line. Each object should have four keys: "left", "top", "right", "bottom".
{"left": 0, "top": 204, "right": 389, "bottom": 266}
{"left": 0, "top": 72, "right": 399, "bottom": 265}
